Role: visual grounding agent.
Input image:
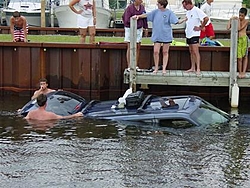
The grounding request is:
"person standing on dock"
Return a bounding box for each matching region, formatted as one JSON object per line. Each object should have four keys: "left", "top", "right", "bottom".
{"left": 122, "top": 0, "right": 148, "bottom": 70}
{"left": 182, "top": 0, "right": 209, "bottom": 75}
{"left": 135, "top": 0, "right": 186, "bottom": 74}
{"left": 69, "top": 0, "right": 96, "bottom": 44}
{"left": 199, "top": 0, "right": 215, "bottom": 40}
{"left": 227, "top": 8, "right": 249, "bottom": 79}
{"left": 10, "top": 11, "right": 28, "bottom": 42}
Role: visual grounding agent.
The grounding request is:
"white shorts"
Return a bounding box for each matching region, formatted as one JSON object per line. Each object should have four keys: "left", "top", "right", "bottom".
{"left": 124, "top": 27, "right": 143, "bottom": 43}
{"left": 77, "top": 14, "right": 94, "bottom": 28}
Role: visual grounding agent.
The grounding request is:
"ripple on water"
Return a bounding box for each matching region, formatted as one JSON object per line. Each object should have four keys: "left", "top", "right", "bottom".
{"left": 1, "top": 99, "right": 250, "bottom": 187}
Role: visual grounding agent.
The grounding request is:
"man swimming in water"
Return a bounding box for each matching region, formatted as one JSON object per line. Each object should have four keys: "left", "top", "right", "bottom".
{"left": 25, "top": 94, "right": 83, "bottom": 120}
{"left": 31, "top": 78, "right": 56, "bottom": 100}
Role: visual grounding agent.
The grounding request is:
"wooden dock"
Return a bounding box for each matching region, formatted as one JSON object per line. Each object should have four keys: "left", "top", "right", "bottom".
{"left": 126, "top": 18, "right": 246, "bottom": 107}
{"left": 124, "top": 70, "right": 250, "bottom": 87}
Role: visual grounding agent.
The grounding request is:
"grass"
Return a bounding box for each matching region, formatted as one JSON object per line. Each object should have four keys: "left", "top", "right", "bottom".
{"left": 0, "top": 34, "right": 231, "bottom": 46}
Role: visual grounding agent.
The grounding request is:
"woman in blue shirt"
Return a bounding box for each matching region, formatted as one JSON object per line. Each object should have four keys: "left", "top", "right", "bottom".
{"left": 136, "top": 0, "right": 185, "bottom": 74}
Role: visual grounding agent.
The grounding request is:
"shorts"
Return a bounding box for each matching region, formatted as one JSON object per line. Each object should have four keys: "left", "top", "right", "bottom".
{"left": 237, "top": 35, "right": 248, "bottom": 58}
{"left": 200, "top": 23, "right": 215, "bottom": 39}
{"left": 124, "top": 27, "right": 143, "bottom": 43}
{"left": 155, "top": 41, "right": 172, "bottom": 44}
{"left": 14, "top": 24, "right": 28, "bottom": 41}
{"left": 186, "top": 36, "right": 200, "bottom": 45}
{"left": 77, "top": 14, "right": 94, "bottom": 28}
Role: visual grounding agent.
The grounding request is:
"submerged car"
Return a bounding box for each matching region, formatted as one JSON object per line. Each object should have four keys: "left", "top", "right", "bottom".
{"left": 82, "top": 93, "right": 231, "bottom": 127}
{"left": 19, "top": 90, "right": 232, "bottom": 127}
{"left": 19, "top": 90, "right": 87, "bottom": 117}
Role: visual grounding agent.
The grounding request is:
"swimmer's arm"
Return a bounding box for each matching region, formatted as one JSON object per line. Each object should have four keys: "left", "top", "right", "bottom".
{"left": 31, "top": 90, "right": 40, "bottom": 100}
{"left": 56, "top": 112, "right": 84, "bottom": 119}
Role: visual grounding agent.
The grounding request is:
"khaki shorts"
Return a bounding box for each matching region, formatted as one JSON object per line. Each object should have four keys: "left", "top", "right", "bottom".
{"left": 124, "top": 27, "right": 143, "bottom": 43}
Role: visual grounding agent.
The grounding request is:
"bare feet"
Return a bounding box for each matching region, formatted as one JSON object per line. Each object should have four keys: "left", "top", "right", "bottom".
{"left": 153, "top": 70, "right": 158, "bottom": 74}
{"left": 185, "top": 69, "right": 196, "bottom": 73}
{"left": 162, "top": 70, "right": 167, "bottom": 75}
{"left": 238, "top": 73, "right": 246, "bottom": 79}
{"left": 196, "top": 69, "right": 201, "bottom": 75}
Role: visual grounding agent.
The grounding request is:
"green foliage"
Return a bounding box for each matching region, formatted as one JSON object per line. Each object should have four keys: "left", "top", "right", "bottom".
{"left": 243, "top": 0, "right": 250, "bottom": 8}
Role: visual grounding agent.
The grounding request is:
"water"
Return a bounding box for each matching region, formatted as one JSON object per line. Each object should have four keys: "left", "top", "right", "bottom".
{"left": 1, "top": 96, "right": 250, "bottom": 188}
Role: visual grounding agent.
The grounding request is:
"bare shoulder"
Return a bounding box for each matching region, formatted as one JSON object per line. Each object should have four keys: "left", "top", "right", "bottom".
{"left": 24, "top": 110, "right": 35, "bottom": 119}
{"left": 47, "top": 111, "right": 62, "bottom": 120}
{"left": 10, "top": 17, "right": 15, "bottom": 23}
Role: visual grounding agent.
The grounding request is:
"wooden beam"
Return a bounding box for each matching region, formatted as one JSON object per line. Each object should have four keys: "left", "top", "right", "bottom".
{"left": 124, "top": 70, "right": 250, "bottom": 87}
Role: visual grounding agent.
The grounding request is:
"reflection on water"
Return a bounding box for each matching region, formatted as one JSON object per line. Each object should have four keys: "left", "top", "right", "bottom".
{"left": 1, "top": 96, "right": 250, "bottom": 187}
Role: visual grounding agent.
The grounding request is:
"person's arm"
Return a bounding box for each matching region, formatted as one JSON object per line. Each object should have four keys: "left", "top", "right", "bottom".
{"left": 69, "top": 0, "right": 82, "bottom": 14}
{"left": 135, "top": 14, "right": 147, "bottom": 19}
{"left": 177, "top": 17, "right": 187, "bottom": 24}
{"left": 59, "top": 112, "right": 83, "bottom": 119}
{"left": 200, "top": 16, "right": 209, "bottom": 29}
{"left": 46, "top": 111, "right": 83, "bottom": 120}
{"left": 22, "top": 17, "right": 28, "bottom": 42}
{"left": 31, "top": 90, "right": 41, "bottom": 100}
{"left": 238, "top": 19, "right": 249, "bottom": 32}
{"left": 123, "top": 7, "right": 132, "bottom": 27}
{"left": 194, "top": 16, "right": 209, "bottom": 31}
{"left": 226, "top": 17, "right": 232, "bottom": 30}
{"left": 10, "top": 17, "right": 15, "bottom": 42}
{"left": 92, "top": 0, "right": 96, "bottom": 25}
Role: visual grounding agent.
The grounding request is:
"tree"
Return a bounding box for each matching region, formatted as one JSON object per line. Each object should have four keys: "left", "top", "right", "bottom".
{"left": 243, "top": 0, "right": 250, "bottom": 8}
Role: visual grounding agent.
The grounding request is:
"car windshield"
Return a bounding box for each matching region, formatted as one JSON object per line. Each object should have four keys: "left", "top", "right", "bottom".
{"left": 190, "top": 103, "right": 230, "bottom": 126}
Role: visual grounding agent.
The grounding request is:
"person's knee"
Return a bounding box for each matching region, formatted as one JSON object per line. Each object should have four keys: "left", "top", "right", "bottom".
{"left": 154, "top": 51, "right": 159, "bottom": 56}
{"left": 89, "top": 33, "right": 95, "bottom": 38}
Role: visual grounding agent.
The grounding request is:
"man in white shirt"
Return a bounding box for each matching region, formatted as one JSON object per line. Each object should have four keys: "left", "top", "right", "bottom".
{"left": 200, "top": 0, "right": 215, "bottom": 40}
{"left": 182, "top": 0, "right": 209, "bottom": 75}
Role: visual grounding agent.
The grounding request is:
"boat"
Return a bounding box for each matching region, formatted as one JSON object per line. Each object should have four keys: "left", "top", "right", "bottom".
{"left": 19, "top": 90, "right": 236, "bottom": 127}
{"left": 54, "top": 0, "right": 112, "bottom": 28}
{"left": 2, "top": 0, "right": 51, "bottom": 27}
{"left": 208, "top": 0, "right": 244, "bottom": 30}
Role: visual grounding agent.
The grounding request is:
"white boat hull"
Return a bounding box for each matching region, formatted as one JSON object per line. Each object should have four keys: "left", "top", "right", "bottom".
{"left": 54, "top": 5, "right": 111, "bottom": 28}
{"left": 210, "top": 17, "right": 229, "bottom": 30}
{"left": 4, "top": 9, "right": 50, "bottom": 27}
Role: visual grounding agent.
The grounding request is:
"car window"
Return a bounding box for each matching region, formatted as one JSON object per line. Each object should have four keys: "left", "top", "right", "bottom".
{"left": 191, "top": 105, "right": 229, "bottom": 126}
{"left": 159, "top": 119, "right": 194, "bottom": 128}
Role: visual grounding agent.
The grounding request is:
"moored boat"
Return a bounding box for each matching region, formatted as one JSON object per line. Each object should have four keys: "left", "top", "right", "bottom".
{"left": 3, "top": 0, "right": 51, "bottom": 27}
{"left": 54, "top": 0, "right": 112, "bottom": 28}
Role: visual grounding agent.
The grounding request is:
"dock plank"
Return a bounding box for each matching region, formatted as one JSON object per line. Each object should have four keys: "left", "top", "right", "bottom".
{"left": 124, "top": 70, "right": 250, "bottom": 87}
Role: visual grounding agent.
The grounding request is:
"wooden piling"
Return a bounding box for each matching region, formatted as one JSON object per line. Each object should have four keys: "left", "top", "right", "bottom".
{"left": 129, "top": 18, "right": 137, "bottom": 91}
{"left": 229, "top": 18, "right": 239, "bottom": 107}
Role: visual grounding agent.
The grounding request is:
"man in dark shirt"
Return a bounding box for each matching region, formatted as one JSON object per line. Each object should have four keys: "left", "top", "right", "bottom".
{"left": 122, "top": 0, "right": 148, "bottom": 70}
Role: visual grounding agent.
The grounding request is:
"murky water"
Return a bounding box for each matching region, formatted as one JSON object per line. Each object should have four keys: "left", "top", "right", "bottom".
{"left": 1, "top": 96, "right": 250, "bottom": 188}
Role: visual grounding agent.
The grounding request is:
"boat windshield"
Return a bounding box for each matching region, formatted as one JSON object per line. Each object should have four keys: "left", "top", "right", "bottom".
{"left": 190, "top": 103, "right": 230, "bottom": 126}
